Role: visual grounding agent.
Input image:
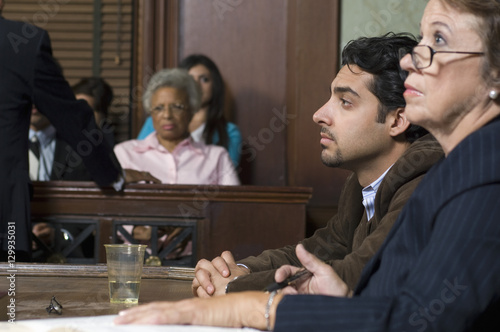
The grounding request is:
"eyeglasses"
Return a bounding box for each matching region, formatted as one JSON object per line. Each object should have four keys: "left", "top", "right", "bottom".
{"left": 409, "top": 45, "right": 484, "bottom": 69}
{"left": 151, "top": 103, "right": 186, "bottom": 116}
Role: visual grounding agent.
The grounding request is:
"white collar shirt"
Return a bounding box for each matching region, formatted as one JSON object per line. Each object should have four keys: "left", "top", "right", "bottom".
{"left": 29, "top": 125, "right": 56, "bottom": 181}
{"left": 361, "top": 165, "right": 392, "bottom": 221}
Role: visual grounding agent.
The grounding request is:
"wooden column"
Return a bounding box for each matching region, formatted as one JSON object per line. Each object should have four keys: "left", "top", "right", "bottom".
{"left": 132, "top": 0, "right": 179, "bottom": 137}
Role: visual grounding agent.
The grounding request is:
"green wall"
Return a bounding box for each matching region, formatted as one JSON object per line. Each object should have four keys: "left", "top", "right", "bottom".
{"left": 340, "top": 0, "right": 428, "bottom": 51}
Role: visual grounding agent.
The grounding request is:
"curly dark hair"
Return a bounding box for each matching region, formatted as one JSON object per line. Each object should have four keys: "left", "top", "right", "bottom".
{"left": 342, "top": 32, "right": 428, "bottom": 142}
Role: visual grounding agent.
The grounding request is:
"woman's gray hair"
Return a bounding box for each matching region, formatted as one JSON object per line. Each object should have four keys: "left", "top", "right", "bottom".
{"left": 142, "top": 68, "right": 201, "bottom": 115}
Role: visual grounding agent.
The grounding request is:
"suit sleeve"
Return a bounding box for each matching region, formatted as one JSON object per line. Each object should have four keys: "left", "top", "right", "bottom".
{"left": 32, "top": 29, "right": 121, "bottom": 187}
{"left": 275, "top": 185, "right": 500, "bottom": 331}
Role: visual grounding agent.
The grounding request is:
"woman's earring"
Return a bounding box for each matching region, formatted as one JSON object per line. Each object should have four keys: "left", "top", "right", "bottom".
{"left": 489, "top": 90, "right": 499, "bottom": 100}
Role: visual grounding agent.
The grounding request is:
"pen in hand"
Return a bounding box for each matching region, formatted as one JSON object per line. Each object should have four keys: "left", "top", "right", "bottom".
{"left": 264, "top": 268, "right": 313, "bottom": 292}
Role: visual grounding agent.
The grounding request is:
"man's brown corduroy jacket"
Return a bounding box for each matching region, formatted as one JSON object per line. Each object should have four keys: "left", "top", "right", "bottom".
{"left": 227, "top": 134, "right": 444, "bottom": 292}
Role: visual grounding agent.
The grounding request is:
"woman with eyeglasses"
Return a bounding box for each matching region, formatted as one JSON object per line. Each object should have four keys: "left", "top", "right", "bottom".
{"left": 114, "top": 68, "right": 239, "bottom": 186}
{"left": 137, "top": 54, "right": 242, "bottom": 167}
{"left": 114, "top": 69, "right": 239, "bottom": 261}
{"left": 115, "top": 0, "right": 499, "bottom": 330}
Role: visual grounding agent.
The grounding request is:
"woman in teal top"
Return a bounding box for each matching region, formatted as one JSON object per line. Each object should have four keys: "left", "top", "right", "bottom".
{"left": 138, "top": 54, "right": 242, "bottom": 167}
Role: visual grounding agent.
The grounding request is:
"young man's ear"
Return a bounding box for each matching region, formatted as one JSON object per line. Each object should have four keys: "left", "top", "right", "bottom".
{"left": 388, "top": 107, "right": 410, "bottom": 138}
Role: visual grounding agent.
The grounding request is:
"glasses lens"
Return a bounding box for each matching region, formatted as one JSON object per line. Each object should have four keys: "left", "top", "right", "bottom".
{"left": 151, "top": 105, "right": 163, "bottom": 115}
{"left": 413, "top": 45, "right": 431, "bottom": 69}
{"left": 170, "top": 104, "right": 185, "bottom": 113}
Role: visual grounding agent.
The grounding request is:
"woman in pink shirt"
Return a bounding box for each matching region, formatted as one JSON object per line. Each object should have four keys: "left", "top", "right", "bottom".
{"left": 114, "top": 68, "right": 240, "bottom": 186}
{"left": 114, "top": 69, "right": 239, "bottom": 261}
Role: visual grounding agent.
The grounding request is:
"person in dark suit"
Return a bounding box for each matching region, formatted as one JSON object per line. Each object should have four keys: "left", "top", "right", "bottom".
{"left": 115, "top": 0, "right": 500, "bottom": 330}
{"left": 28, "top": 104, "right": 93, "bottom": 182}
{"left": 28, "top": 77, "right": 116, "bottom": 181}
{"left": 28, "top": 104, "right": 94, "bottom": 261}
{"left": 0, "top": 5, "right": 127, "bottom": 262}
{"left": 29, "top": 77, "right": 118, "bottom": 260}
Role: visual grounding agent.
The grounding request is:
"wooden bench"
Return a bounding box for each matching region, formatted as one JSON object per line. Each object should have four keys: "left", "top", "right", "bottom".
{"left": 30, "top": 181, "right": 312, "bottom": 266}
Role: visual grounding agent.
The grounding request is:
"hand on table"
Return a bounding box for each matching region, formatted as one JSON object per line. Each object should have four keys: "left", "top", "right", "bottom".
{"left": 275, "top": 244, "right": 352, "bottom": 297}
{"left": 124, "top": 169, "right": 161, "bottom": 184}
{"left": 192, "top": 251, "right": 250, "bottom": 297}
{"left": 114, "top": 291, "right": 282, "bottom": 330}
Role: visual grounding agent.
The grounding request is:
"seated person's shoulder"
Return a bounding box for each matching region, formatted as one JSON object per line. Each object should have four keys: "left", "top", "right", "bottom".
{"left": 400, "top": 134, "right": 443, "bottom": 162}
{"left": 198, "top": 141, "right": 232, "bottom": 158}
{"left": 226, "top": 122, "right": 241, "bottom": 137}
{"left": 113, "top": 139, "right": 147, "bottom": 158}
{"left": 114, "top": 139, "right": 139, "bottom": 150}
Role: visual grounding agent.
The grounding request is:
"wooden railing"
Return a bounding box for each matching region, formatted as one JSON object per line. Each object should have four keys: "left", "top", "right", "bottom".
{"left": 30, "top": 181, "right": 312, "bottom": 266}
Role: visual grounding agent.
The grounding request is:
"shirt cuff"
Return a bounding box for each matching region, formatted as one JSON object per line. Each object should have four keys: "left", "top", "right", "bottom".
{"left": 111, "top": 171, "right": 126, "bottom": 191}
{"left": 237, "top": 263, "right": 250, "bottom": 272}
{"left": 225, "top": 276, "right": 239, "bottom": 294}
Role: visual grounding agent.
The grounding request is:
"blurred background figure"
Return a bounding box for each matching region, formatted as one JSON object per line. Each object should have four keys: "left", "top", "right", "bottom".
{"left": 29, "top": 77, "right": 114, "bottom": 263}
{"left": 116, "top": 68, "right": 239, "bottom": 262}
{"left": 29, "top": 104, "right": 92, "bottom": 182}
{"left": 30, "top": 104, "right": 93, "bottom": 262}
{"left": 72, "top": 77, "right": 115, "bottom": 146}
{"left": 115, "top": 68, "right": 239, "bottom": 186}
{"left": 138, "top": 54, "right": 242, "bottom": 167}
{"left": 28, "top": 76, "right": 114, "bottom": 182}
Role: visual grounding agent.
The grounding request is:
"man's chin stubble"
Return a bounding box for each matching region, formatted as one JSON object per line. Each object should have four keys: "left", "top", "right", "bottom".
{"left": 320, "top": 148, "right": 343, "bottom": 168}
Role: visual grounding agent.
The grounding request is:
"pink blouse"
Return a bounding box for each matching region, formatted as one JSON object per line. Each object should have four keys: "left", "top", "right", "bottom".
{"left": 114, "top": 133, "right": 240, "bottom": 185}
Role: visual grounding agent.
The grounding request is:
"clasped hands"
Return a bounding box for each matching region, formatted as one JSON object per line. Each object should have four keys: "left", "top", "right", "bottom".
{"left": 115, "top": 244, "right": 351, "bottom": 328}
{"left": 192, "top": 243, "right": 351, "bottom": 298}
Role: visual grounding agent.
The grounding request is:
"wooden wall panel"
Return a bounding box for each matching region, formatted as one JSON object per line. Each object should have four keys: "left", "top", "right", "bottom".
{"left": 178, "top": 0, "right": 288, "bottom": 186}
{"left": 286, "top": 0, "right": 351, "bottom": 208}
{"left": 132, "top": 0, "right": 179, "bottom": 136}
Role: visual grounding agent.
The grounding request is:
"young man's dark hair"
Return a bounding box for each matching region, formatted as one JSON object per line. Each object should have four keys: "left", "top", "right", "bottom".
{"left": 342, "top": 32, "right": 427, "bottom": 142}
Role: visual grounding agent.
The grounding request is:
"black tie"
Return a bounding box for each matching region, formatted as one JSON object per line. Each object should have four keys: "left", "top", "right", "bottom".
{"left": 29, "top": 136, "right": 41, "bottom": 180}
{"left": 30, "top": 136, "right": 41, "bottom": 159}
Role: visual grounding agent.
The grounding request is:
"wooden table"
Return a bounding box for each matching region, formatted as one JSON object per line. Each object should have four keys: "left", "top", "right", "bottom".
{"left": 0, "top": 263, "right": 194, "bottom": 321}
